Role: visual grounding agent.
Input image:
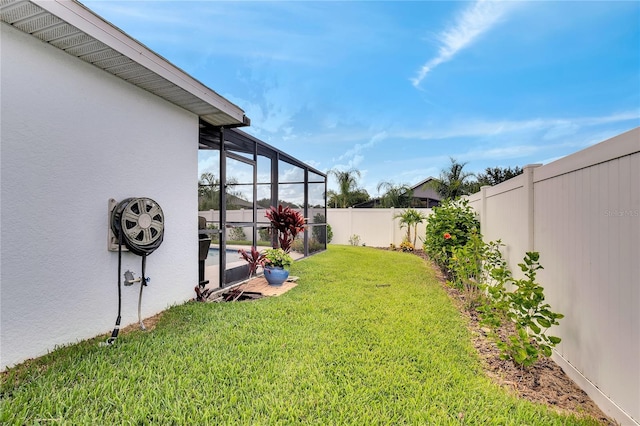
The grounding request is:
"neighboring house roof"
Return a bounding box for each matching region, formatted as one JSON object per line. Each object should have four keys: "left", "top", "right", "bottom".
{"left": 0, "top": 0, "right": 249, "bottom": 127}
{"left": 410, "top": 177, "right": 441, "bottom": 201}
{"left": 352, "top": 177, "right": 442, "bottom": 208}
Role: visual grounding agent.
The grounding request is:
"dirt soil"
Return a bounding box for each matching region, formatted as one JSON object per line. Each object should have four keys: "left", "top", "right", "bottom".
{"left": 411, "top": 250, "right": 615, "bottom": 425}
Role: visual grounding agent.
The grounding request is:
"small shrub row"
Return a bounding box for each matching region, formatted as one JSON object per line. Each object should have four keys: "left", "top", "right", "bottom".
{"left": 424, "top": 200, "right": 563, "bottom": 367}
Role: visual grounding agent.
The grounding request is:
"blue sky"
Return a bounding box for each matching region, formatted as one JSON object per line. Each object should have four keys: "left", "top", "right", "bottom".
{"left": 83, "top": 0, "right": 639, "bottom": 196}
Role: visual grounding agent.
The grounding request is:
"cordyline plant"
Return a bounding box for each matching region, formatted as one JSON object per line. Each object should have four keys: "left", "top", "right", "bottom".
{"left": 265, "top": 205, "right": 305, "bottom": 253}
{"left": 224, "top": 246, "right": 267, "bottom": 302}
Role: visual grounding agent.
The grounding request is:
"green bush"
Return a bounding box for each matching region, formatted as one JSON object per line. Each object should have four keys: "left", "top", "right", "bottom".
{"left": 311, "top": 214, "right": 333, "bottom": 244}
{"left": 479, "top": 252, "right": 564, "bottom": 367}
{"left": 258, "top": 227, "right": 271, "bottom": 242}
{"left": 206, "top": 223, "right": 220, "bottom": 243}
{"left": 229, "top": 227, "right": 247, "bottom": 241}
{"left": 424, "top": 199, "right": 479, "bottom": 271}
{"left": 444, "top": 227, "right": 564, "bottom": 367}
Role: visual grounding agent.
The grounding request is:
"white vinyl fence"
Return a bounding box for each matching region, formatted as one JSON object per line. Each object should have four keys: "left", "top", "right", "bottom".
{"left": 327, "top": 208, "right": 432, "bottom": 247}
{"left": 467, "top": 128, "right": 639, "bottom": 426}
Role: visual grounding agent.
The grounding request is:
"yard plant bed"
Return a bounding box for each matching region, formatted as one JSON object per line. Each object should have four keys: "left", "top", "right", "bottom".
{"left": 1, "top": 246, "right": 609, "bottom": 424}
{"left": 412, "top": 249, "right": 614, "bottom": 425}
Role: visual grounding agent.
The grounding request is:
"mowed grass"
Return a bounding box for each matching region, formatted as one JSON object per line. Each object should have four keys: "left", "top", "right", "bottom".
{"left": 1, "top": 246, "right": 601, "bottom": 425}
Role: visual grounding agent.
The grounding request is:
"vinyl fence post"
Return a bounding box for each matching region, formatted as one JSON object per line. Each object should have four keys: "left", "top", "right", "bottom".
{"left": 523, "top": 164, "right": 542, "bottom": 252}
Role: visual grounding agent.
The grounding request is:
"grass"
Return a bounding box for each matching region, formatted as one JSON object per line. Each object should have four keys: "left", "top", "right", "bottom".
{"left": 1, "top": 246, "right": 601, "bottom": 425}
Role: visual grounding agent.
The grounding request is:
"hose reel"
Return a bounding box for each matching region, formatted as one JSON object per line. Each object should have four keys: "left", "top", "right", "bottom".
{"left": 110, "top": 197, "right": 164, "bottom": 255}
{"left": 104, "top": 197, "right": 164, "bottom": 346}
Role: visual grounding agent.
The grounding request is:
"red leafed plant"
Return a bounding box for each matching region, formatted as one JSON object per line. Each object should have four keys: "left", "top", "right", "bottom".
{"left": 238, "top": 246, "right": 266, "bottom": 277}
{"left": 224, "top": 246, "right": 266, "bottom": 302}
{"left": 265, "top": 205, "right": 305, "bottom": 253}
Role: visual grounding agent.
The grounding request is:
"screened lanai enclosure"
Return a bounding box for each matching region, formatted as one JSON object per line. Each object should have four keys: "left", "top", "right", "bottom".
{"left": 198, "top": 122, "right": 327, "bottom": 288}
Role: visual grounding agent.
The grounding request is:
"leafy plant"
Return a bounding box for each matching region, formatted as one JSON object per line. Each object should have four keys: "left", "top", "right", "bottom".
{"left": 263, "top": 248, "right": 293, "bottom": 269}
{"left": 258, "top": 227, "right": 272, "bottom": 242}
{"left": 222, "top": 246, "right": 268, "bottom": 302}
{"left": 229, "top": 226, "right": 247, "bottom": 241}
{"left": 447, "top": 230, "right": 486, "bottom": 309}
{"left": 311, "top": 214, "right": 332, "bottom": 244}
{"left": 480, "top": 252, "right": 564, "bottom": 367}
{"left": 399, "top": 240, "right": 414, "bottom": 252}
{"left": 241, "top": 247, "right": 266, "bottom": 276}
{"left": 423, "top": 198, "right": 479, "bottom": 272}
{"left": 265, "top": 205, "right": 305, "bottom": 253}
{"left": 348, "top": 234, "right": 361, "bottom": 246}
{"left": 206, "top": 223, "right": 220, "bottom": 243}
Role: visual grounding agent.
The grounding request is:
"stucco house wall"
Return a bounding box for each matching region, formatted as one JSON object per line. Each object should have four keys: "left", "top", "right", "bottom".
{"left": 1, "top": 22, "right": 199, "bottom": 369}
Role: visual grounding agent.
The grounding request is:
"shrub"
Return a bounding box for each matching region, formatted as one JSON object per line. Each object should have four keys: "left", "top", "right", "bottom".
{"left": 311, "top": 214, "right": 333, "bottom": 244}
{"left": 447, "top": 230, "right": 486, "bottom": 308}
{"left": 445, "top": 231, "right": 564, "bottom": 367}
{"left": 229, "top": 227, "right": 246, "bottom": 241}
{"left": 207, "top": 223, "right": 220, "bottom": 243}
{"left": 399, "top": 240, "right": 414, "bottom": 252}
{"left": 348, "top": 234, "right": 361, "bottom": 246}
{"left": 424, "top": 199, "right": 479, "bottom": 272}
{"left": 479, "top": 252, "right": 564, "bottom": 367}
{"left": 258, "top": 227, "right": 271, "bottom": 242}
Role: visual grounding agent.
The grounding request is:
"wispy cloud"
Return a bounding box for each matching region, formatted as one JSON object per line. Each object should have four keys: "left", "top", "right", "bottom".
{"left": 336, "top": 131, "right": 388, "bottom": 163}
{"left": 395, "top": 110, "right": 640, "bottom": 142}
{"left": 411, "top": 0, "right": 514, "bottom": 88}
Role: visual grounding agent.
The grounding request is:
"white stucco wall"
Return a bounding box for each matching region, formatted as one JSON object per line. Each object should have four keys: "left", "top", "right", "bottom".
{"left": 1, "top": 24, "right": 199, "bottom": 369}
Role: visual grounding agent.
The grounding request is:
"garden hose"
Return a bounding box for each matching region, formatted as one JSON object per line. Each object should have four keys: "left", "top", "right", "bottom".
{"left": 104, "top": 198, "right": 164, "bottom": 346}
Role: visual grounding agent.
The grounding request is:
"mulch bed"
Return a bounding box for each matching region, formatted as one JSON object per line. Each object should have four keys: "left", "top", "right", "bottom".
{"left": 410, "top": 249, "right": 615, "bottom": 425}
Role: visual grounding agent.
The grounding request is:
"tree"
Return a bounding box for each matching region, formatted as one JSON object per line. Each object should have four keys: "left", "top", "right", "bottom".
{"left": 465, "top": 166, "right": 524, "bottom": 194}
{"left": 198, "top": 172, "right": 220, "bottom": 210}
{"left": 198, "top": 173, "right": 244, "bottom": 210}
{"left": 394, "top": 208, "right": 428, "bottom": 246}
{"left": 476, "top": 166, "right": 523, "bottom": 186}
{"left": 376, "top": 181, "right": 413, "bottom": 208}
{"left": 431, "top": 158, "right": 475, "bottom": 200}
{"left": 328, "top": 168, "right": 369, "bottom": 207}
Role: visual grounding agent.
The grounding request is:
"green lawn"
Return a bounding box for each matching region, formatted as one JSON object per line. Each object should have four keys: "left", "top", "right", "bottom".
{"left": 1, "top": 246, "right": 600, "bottom": 425}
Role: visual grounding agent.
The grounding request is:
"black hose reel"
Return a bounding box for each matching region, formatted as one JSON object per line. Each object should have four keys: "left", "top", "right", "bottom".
{"left": 111, "top": 197, "right": 164, "bottom": 256}
{"left": 105, "top": 197, "right": 164, "bottom": 346}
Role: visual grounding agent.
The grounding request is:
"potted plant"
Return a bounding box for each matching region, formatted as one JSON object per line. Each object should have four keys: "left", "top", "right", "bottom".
{"left": 263, "top": 248, "right": 293, "bottom": 286}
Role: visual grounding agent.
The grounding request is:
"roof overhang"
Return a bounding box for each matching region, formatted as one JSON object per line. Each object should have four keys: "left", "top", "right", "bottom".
{"left": 0, "top": 0, "right": 250, "bottom": 127}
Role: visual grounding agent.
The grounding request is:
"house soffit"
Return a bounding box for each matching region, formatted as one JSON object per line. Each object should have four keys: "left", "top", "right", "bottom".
{"left": 0, "top": 0, "right": 249, "bottom": 127}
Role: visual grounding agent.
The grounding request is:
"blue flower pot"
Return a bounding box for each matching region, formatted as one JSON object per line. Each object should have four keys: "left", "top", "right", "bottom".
{"left": 264, "top": 266, "right": 289, "bottom": 286}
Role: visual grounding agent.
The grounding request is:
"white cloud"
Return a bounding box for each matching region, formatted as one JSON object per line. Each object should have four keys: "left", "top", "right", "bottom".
{"left": 336, "top": 131, "right": 388, "bottom": 162}
{"left": 411, "top": 0, "right": 514, "bottom": 87}
{"left": 396, "top": 110, "right": 640, "bottom": 142}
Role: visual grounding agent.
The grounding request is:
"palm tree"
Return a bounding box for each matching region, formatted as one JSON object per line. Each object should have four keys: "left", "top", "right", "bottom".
{"left": 329, "top": 168, "right": 361, "bottom": 208}
{"left": 394, "top": 208, "right": 428, "bottom": 246}
{"left": 376, "top": 181, "right": 413, "bottom": 208}
{"left": 431, "top": 157, "right": 475, "bottom": 200}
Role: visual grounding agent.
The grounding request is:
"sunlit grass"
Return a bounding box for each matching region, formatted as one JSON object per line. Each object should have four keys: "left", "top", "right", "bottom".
{"left": 1, "top": 246, "right": 601, "bottom": 424}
